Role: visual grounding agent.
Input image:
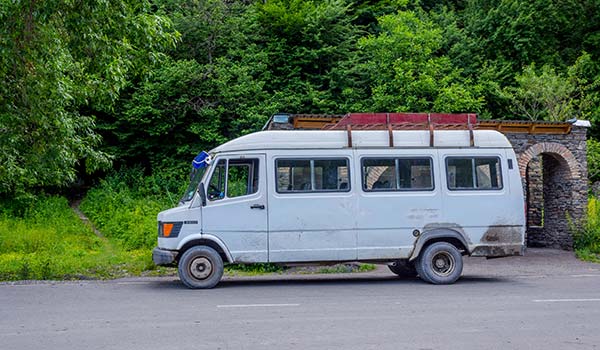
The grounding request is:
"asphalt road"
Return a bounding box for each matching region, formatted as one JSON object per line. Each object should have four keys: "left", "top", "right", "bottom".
{"left": 2, "top": 249, "right": 600, "bottom": 350}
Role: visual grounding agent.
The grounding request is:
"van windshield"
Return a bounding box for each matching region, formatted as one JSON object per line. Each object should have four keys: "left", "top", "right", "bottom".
{"left": 181, "top": 166, "right": 208, "bottom": 203}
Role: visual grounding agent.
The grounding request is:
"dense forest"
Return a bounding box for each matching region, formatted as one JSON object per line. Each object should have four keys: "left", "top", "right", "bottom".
{"left": 2, "top": 0, "right": 600, "bottom": 278}
{"left": 2, "top": 0, "right": 600, "bottom": 197}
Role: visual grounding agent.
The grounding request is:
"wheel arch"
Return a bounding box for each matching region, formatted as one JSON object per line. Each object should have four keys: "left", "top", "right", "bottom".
{"left": 177, "top": 234, "right": 233, "bottom": 263}
{"left": 409, "top": 229, "right": 469, "bottom": 261}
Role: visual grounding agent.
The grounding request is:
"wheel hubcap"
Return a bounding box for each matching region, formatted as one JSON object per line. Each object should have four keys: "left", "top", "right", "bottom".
{"left": 431, "top": 251, "right": 455, "bottom": 277}
{"left": 189, "top": 257, "right": 213, "bottom": 280}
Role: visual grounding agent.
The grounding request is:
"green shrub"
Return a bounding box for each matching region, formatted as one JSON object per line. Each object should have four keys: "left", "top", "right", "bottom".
{"left": 573, "top": 196, "right": 600, "bottom": 262}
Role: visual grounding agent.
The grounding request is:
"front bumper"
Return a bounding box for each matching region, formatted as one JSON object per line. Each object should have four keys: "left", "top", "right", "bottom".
{"left": 152, "top": 247, "right": 178, "bottom": 266}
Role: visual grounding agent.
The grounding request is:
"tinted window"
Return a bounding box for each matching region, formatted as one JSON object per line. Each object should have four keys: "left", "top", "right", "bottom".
{"left": 362, "top": 158, "right": 433, "bottom": 191}
{"left": 276, "top": 158, "right": 350, "bottom": 193}
{"left": 446, "top": 157, "right": 502, "bottom": 190}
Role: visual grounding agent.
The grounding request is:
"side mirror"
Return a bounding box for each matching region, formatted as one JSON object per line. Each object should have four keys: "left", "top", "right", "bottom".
{"left": 198, "top": 182, "right": 207, "bottom": 207}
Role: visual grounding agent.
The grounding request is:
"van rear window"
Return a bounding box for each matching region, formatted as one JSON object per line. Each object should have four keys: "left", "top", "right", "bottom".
{"left": 276, "top": 158, "right": 349, "bottom": 193}
{"left": 362, "top": 158, "right": 433, "bottom": 191}
{"left": 446, "top": 157, "right": 502, "bottom": 190}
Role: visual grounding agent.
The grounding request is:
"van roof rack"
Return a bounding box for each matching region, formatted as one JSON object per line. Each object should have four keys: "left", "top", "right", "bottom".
{"left": 266, "top": 113, "right": 573, "bottom": 135}
{"left": 265, "top": 112, "right": 573, "bottom": 146}
{"left": 326, "top": 113, "right": 477, "bottom": 147}
{"left": 267, "top": 113, "right": 481, "bottom": 147}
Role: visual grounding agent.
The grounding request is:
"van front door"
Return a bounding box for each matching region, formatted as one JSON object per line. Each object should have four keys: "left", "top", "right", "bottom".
{"left": 202, "top": 154, "right": 268, "bottom": 262}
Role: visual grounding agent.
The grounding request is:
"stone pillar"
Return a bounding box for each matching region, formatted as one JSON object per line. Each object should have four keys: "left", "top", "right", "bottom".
{"left": 526, "top": 156, "right": 544, "bottom": 227}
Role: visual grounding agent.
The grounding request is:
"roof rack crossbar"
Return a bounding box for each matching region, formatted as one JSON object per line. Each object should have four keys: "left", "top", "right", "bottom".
{"left": 468, "top": 113, "right": 475, "bottom": 147}
{"left": 346, "top": 125, "right": 352, "bottom": 148}
{"left": 386, "top": 113, "right": 394, "bottom": 147}
{"left": 428, "top": 113, "right": 434, "bottom": 147}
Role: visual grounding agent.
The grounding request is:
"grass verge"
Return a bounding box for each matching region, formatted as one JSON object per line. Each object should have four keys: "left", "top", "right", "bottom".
{"left": 0, "top": 196, "right": 153, "bottom": 280}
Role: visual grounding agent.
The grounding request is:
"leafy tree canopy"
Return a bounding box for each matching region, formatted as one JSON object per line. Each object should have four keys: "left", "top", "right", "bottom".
{"left": 0, "top": 0, "right": 178, "bottom": 195}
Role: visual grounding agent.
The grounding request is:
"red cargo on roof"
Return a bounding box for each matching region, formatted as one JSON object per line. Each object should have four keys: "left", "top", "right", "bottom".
{"left": 335, "top": 113, "right": 477, "bottom": 127}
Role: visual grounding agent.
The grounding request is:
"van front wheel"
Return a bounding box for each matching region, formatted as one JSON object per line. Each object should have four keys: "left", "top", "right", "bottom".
{"left": 416, "top": 242, "right": 463, "bottom": 284}
{"left": 178, "top": 246, "right": 224, "bottom": 289}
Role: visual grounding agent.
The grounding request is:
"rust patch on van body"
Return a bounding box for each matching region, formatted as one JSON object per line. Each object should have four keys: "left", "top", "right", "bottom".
{"left": 470, "top": 245, "right": 524, "bottom": 257}
{"left": 472, "top": 225, "right": 525, "bottom": 257}
{"left": 481, "top": 226, "right": 522, "bottom": 244}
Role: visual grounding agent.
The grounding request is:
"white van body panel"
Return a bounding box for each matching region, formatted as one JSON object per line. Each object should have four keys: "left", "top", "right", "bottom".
{"left": 155, "top": 129, "right": 525, "bottom": 265}
{"left": 267, "top": 149, "right": 357, "bottom": 262}
{"left": 355, "top": 148, "right": 441, "bottom": 259}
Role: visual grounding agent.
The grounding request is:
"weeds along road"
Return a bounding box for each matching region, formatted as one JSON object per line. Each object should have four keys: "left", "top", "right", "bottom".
{"left": 1, "top": 249, "right": 600, "bottom": 350}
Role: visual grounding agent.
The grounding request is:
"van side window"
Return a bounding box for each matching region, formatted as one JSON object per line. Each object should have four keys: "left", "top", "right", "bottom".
{"left": 207, "top": 158, "right": 259, "bottom": 201}
{"left": 207, "top": 159, "right": 226, "bottom": 200}
{"left": 314, "top": 159, "right": 349, "bottom": 190}
{"left": 362, "top": 158, "right": 433, "bottom": 191}
{"left": 446, "top": 157, "right": 502, "bottom": 190}
{"left": 227, "top": 159, "right": 259, "bottom": 198}
{"left": 276, "top": 158, "right": 350, "bottom": 193}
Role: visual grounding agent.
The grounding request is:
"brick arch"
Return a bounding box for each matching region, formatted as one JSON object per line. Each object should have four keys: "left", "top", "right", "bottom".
{"left": 518, "top": 142, "right": 581, "bottom": 180}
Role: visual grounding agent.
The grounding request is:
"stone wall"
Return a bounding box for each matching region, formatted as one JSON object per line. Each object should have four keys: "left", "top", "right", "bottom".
{"left": 504, "top": 126, "right": 588, "bottom": 249}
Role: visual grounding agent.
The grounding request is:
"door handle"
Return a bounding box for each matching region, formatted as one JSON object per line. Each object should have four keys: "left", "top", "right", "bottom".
{"left": 250, "top": 204, "right": 265, "bottom": 210}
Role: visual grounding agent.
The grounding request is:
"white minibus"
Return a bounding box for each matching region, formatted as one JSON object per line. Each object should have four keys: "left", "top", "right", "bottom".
{"left": 153, "top": 128, "right": 525, "bottom": 288}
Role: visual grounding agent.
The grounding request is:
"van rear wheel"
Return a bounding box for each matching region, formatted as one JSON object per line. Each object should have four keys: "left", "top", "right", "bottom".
{"left": 388, "top": 260, "right": 417, "bottom": 277}
{"left": 178, "top": 246, "right": 224, "bottom": 289}
{"left": 416, "top": 242, "right": 463, "bottom": 284}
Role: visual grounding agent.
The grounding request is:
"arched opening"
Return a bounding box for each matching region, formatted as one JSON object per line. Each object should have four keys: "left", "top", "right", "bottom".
{"left": 519, "top": 143, "right": 582, "bottom": 249}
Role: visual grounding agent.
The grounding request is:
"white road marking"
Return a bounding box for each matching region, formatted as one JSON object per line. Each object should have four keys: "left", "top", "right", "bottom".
{"left": 217, "top": 303, "right": 300, "bottom": 308}
{"left": 569, "top": 274, "right": 600, "bottom": 278}
{"left": 533, "top": 298, "right": 600, "bottom": 303}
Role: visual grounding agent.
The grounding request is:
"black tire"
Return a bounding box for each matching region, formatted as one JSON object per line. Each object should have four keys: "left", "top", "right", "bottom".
{"left": 388, "top": 260, "right": 417, "bottom": 277}
{"left": 415, "top": 242, "right": 463, "bottom": 284}
{"left": 178, "top": 246, "right": 224, "bottom": 289}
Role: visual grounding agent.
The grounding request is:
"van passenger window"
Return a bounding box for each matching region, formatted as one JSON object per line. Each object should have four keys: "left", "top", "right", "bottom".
{"left": 446, "top": 157, "right": 502, "bottom": 190}
{"left": 314, "top": 159, "right": 349, "bottom": 190}
{"left": 277, "top": 160, "right": 312, "bottom": 192}
{"left": 276, "top": 158, "right": 350, "bottom": 193}
{"left": 363, "top": 159, "right": 396, "bottom": 190}
{"left": 362, "top": 158, "right": 433, "bottom": 191}
{"left": 207, "top": 158, "right": 259, "bottom": 201}
{"left": 399, "top": 159, "right": 433, "bottom": 189}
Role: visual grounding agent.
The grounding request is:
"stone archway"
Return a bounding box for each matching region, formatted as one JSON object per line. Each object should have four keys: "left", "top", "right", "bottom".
{"left": 518, "top": 142, "right": 584, "bottom": 249}
{"left": 518, "top": 142, "right": 581, "bottom": 180}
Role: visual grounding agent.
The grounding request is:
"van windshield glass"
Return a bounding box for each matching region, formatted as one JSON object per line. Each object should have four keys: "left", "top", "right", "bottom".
{"left": 181, "top": 166, "right": 208, "bottom": 203}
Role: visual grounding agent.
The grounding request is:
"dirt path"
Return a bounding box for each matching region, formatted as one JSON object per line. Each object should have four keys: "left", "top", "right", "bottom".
{"left": 69, "top": 199, "right": 107, "bottom": 242}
